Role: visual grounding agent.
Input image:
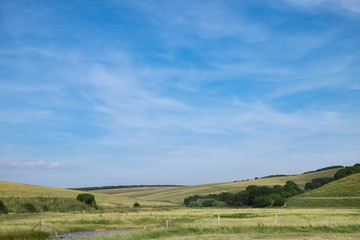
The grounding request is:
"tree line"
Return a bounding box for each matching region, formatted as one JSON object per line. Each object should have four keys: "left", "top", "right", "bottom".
{"left": 305, "top": 163, "right": 360, "bottom": 191}
{"left": 184, "top": 181, "right": 304, "bottom": 208}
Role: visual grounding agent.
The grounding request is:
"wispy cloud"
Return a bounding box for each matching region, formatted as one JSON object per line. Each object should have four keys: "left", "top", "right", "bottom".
{"left": 0, "top": 160, "right": 60, "bottom": 169}
{"left": 281, "top": 0, "right": 360, "bottom": 14}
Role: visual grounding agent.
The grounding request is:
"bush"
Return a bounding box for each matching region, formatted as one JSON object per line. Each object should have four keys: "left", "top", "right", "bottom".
{"left": 76, "top": 193, "right": 98, "bottom": 209}
{"left": 188, "top": 201, "right": 202, "bottom": 208}
{"left": 334, "top": 163, "right": 360, "bottom": 180}
{"left": 202, "top": 200, "right": 214, "bottom": 207}
{"left": 213, "top": 200, "right": 227, "bottom": 207}
{"left": 0, "top": 200, "right": 8, "bottom": 214}
{"left": 23, "top": 203, "right": 36, "bottom": 213}
{"left": 133, "top": 202, "right": 140, "bottom": 208}
{"left": 305, "top": 177, "right": 334, "bottom": 190}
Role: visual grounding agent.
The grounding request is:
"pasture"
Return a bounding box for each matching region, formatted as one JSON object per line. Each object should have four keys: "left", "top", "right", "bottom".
{"left": 92, "top": 168, "right": 340, "bottom": 204}
{"left": 2, "top": 167, "right": 360, "bottom": 239}
{"left": 1, "top": 208, "right": 360, "bottom": 239}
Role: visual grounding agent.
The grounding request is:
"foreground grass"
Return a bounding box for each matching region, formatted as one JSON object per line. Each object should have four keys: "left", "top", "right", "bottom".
{"left": 1, "top": 208, "right": 359, "bottom": 236}
{"left": 0, "top": 231, "right": 50, "bottom": 240}
{"left": 81, "top": 225, "right": 360, "bottom": 240}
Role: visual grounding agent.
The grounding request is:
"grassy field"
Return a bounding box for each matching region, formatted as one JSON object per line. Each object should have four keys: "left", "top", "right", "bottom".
{"left": 3, "top": 167, "right": 360, "bottom": 240}
{"left": 1, "top": 208, "right": 359, "bottom": 239}
{"left": 92, "top": 168, "right": 340, "bottom": 204}
{"left": 0, "top": 181, "right": 174, "bottom": 212}
{"left": 287, "top": 173, "right": 360, "bottom": 208}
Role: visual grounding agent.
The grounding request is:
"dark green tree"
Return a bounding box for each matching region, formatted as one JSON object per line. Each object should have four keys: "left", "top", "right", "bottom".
{"left": 76, "top": 193, "right": 98, "bottom": 208}
{"left": 0, "top": 200, "right": 8, "bottom": 214}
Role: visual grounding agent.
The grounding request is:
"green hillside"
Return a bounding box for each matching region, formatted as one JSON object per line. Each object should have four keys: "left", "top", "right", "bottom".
{"left": 93, "top": 168, "right": 341, "bottom": 204}
{"left": 0, "top": 181, "right": 173, "bottom": 213}
{"left": 287, "top": 173, "right": 360, "bottom": 208}
{"left": 302, "top": 173, "right": 360, "bottom": 197}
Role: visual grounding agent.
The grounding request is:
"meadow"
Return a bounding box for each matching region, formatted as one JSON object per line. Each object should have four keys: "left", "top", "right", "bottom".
{"left": 1, "top": 168, "right": 360, "bottom": 239}
{"left": 1, "top": 208, "right": 360, "bottom": 239}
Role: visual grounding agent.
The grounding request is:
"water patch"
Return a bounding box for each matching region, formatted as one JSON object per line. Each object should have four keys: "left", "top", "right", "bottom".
{"left": 60, "top": 230, "right": 131, "bottom": 239}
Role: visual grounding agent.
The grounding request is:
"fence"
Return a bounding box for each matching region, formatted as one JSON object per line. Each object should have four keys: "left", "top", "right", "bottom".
{"left": 32, "top": 220, "right": 61, "bottom": 239}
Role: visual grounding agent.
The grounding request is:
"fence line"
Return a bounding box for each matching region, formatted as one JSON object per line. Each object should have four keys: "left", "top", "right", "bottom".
{"left": 32, "top": 220, "right": 61, "bottom": 239}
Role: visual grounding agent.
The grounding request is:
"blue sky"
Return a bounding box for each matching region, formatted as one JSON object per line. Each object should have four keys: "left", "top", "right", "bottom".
{"left": 1, "top": 0, "right": 359, "bottom": 188}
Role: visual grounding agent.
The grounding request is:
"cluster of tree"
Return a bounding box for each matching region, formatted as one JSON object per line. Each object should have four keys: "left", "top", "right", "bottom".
{"left": 304, "top": 163, "right": 359, "bottom": 191}
{"left": 260, "top": 174, "right": 288, "bottom": 179}
{"left": 303, "top": 165, "right": 343, "bottom": 174}
{"left": 184, "top": 181, "right": 304, "bottom": 208}
{"left": 304, "top": 177, "right": 334, "bottom": 190}
{"left": 76, "top": 193, "right": 98, "bottom": 209}
{"left": 334, "top": 163, "right": 360, "bottom": 180}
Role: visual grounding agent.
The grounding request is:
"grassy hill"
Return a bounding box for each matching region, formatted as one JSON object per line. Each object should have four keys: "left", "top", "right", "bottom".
{"left": 0, "top": 181, "right": 173, "bottom": 213}
{"left": 92, "top": 168, "right": 341, "bottom": 204}
{"left": 287, "top": 173, "right": 360, "bottom": 208}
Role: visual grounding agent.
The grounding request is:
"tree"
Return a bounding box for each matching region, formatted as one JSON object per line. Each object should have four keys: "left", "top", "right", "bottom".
{"left": 133, "top": 202, "right": 140, "bottom": 208}
{"left": 188, "top": 201, "right": 202, "bottom": 208}
{"left": 0, "top": 200, "right": 8, "bottom": 214}
{"left": 76, "top": 193, "right": 98, "bottom": 208}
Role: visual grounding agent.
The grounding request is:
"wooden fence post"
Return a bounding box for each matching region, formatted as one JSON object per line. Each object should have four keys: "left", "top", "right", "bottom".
{"left": 166, "top": 219, "right": 169, "bottom": 229}
{"left": 275, "top": 214, "right": 278, "bottom": 225}
{"left": 39, "top": 221, "right": 42, "bottom": 231}
{"left": 218, "top": 215, "right": 220, "bottom": 227}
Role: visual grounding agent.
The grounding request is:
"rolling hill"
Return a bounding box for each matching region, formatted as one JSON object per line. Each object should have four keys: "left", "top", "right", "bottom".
{"left": 91, "top": 168, "right": 341, "bottom": 204}
{"left": 0, "top": 180, "right": 173, "bottom": 212}
{"left": 287, "top": 173, "right": 360, "bottom": 208}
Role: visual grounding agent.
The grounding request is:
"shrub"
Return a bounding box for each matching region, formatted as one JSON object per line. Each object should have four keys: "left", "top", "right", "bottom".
{"left": 305, "top": 177, "right": 334, "bottom": 190}
{"left": 133, "top": 202, "right": 140, "bottom": 208}
{"left": 188, "top": 201, "right": 202, "bottom": 208}
{"left": 253, "top": 195, "right": 272, "bottom": 207}
{"left": 213, "top": 200, "right": 227, "bottom": 207}
{"left": 23, "top": 203, "right": 36, "bottom": 213}
{"left": 42, "top": 205, "right": 49, "bottom": 212}
{"left": 0, "top": 200, "right": 8, "bottom": 214}
{"left": 202, "top": 200, "right": 214, "bottom": 207}
{"left": 76, "top": 193, "right": 98, "bottom": 209}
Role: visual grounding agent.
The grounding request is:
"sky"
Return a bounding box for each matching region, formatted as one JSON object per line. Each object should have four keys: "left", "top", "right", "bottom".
{"left": 0, "top": 0, "right": 359, "bottom": 188}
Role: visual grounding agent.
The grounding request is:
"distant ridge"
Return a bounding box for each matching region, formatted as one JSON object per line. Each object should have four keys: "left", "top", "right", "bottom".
{"left": 303, "top": 165, "right": 343, "bottom": 174}
{"left": 70, "top": 185, "right": 187, "bottom": 192}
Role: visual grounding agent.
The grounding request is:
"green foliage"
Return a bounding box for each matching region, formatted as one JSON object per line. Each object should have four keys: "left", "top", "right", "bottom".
{"left": 0, "top": 200, "right": 8, "bottom": 214}
{"left": 76, "top": 193, "right": 98, "bottom": 209}
{"left": 334, "top": 163, "right": 360, "bottom": 180}
{"left": 305, "top": 177, "right": 334, "bottom": 190}
{"left": 201, "top": 200, "right": 214, "bottom": 207}
{"left": 188, "top": 201, "right": 202, "bottom": 208}
{"left": 212, "top": 200, "right": 227, "bottom": 207}
{"left": 0, "top": 231, "right": 50, "bottom": 240}
{"left": 133, "top": 202, "right": 140, "bottom": 208}
{"left": 23, "top": 202, "right": 36, "bottom": 213}
{"left": 184, "top": 181, "right": 299, "bottom": 208}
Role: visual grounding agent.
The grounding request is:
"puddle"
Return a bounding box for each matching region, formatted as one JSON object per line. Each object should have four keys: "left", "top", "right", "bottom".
{"left": 60, "top": 229, "right": 132, "bottom": 239}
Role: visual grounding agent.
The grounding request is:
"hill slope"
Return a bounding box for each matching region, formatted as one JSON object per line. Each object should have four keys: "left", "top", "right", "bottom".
{"left": 92, "top": 168, "right": 341, "bottom": 204}
{"left": 302, "top": 173, "right": 360, "bottom": 197}
{"left": 0, "top": 181, "right": 173, "bottom": 212}
{"left": 287, "top": 173, "right": 360, "bottom": 208}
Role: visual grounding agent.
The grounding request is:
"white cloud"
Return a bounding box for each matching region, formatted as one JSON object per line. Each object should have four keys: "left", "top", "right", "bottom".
{"left": 0, "top": 160, "right": 60, "bottom": 169}
{"left": 282, "top": 0, "right": 360, "bottom": 14}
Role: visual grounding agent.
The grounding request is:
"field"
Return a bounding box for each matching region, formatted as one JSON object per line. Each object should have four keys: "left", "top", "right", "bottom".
{"left": 1, "top": 208, "right": 360, "bottom": 239}
{"left": 2, "top": 167, "right": 360, "bottom": 239}
{"left": 92, "top": 168, "right": 340, "bottom": 204}
{"left": 287, "top": 173, "right": 360, "bottom": 208}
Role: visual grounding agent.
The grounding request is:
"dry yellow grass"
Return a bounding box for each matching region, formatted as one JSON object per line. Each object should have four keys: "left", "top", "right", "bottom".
{"left": 1, "top": 208, "right": 359, "bottom": 235}
{"left": 0, "top": 181, "right": 174, "bottom": 208}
